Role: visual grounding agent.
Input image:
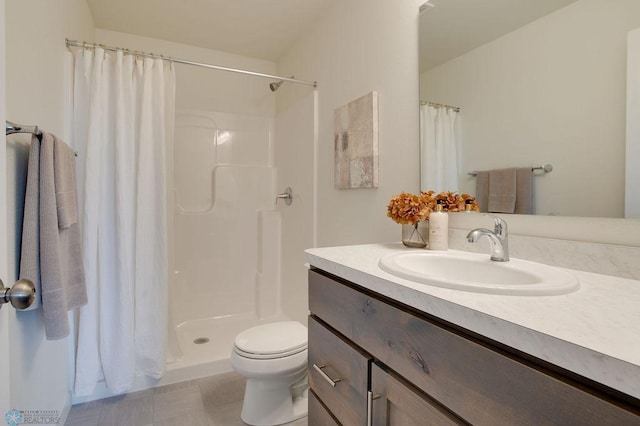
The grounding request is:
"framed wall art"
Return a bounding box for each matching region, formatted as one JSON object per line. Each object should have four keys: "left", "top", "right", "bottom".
{"left": 334, "top": 91, "right": 379, "bottom": 189}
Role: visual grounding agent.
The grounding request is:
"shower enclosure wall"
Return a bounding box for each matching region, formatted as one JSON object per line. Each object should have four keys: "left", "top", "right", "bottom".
{"left": 168, "top": 110, "right": 288, "bottom": 376}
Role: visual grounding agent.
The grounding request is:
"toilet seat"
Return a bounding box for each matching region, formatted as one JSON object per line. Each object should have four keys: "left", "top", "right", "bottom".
{"left": 234, "top": 321, "right": 308, "bottom": 360}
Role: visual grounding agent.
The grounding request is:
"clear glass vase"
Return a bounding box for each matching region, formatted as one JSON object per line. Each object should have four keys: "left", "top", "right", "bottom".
{"left": 401, "top": 221, "right": 429, "bottom": 248}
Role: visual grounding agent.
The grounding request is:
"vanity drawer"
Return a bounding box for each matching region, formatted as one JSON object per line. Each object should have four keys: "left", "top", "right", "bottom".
{"left": 309, "top": 269, "right": 640, "bottom": 425}
{"left": 371, "top": 362, "right": 465, "bottom": 426}
{"left": 308, "top": 315, "right": 371, "bottom": 426}
{"left": 309, "top": 389, "right": 340, "bottom": 426}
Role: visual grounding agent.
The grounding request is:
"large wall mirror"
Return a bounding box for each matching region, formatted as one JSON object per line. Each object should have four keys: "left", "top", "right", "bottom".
{"left": 419, "top": 0, "right": 640, "bottom": 218}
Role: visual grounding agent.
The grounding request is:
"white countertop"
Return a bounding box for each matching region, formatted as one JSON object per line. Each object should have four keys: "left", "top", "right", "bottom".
{"left": 305, "top": 243, "right": 640, "bottom": 400}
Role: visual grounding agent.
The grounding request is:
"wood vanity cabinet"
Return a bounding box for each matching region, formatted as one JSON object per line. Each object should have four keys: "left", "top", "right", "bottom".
{"left": 308, "top": 268, "right": 640, "bottom": 425}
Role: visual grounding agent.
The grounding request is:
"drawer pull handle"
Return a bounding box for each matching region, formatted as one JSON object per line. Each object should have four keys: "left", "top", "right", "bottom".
{"left": 367, "top": 391, "right": 382, "bottom": 426}
{"left": 313, "top": 363, "right": 341, "bottom": 387}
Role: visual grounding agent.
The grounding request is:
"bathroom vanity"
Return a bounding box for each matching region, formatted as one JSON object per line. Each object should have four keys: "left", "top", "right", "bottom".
{"left": 305, "top": 244, "right": 640, "bottom": 425}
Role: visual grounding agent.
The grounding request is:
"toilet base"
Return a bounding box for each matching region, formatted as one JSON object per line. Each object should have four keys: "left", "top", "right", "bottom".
{"left": 240, "top": 374, "right": 308, "bottom": 426}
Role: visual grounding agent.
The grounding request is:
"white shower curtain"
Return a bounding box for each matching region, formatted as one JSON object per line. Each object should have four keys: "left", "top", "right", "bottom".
{"left": 420, "top": 104, "right": 460, "bottom": 192}
{"left": 72, "top": 48, "right": 176, "bottom": 396}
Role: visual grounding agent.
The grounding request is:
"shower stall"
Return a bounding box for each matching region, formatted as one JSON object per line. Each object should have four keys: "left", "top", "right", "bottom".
{"left": 166, "top": 109, "right": 288, "bottom": 378}
{"left": 158, "top": 65, "right": 316, "bottom": 389}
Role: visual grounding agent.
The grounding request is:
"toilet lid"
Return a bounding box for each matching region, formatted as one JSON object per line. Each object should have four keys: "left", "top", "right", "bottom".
{"left": 234, "top": 321, "right": 308, "bottom": 357}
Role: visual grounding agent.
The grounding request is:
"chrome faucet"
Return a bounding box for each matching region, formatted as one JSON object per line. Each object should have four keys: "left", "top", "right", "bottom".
{"left": 466, "top": 215, "right": 510, "bottom": 262}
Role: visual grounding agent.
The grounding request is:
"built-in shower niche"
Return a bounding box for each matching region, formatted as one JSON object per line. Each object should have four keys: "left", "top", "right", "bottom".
{"left": 170, "top": 110, "right": 285, "bottom": 371}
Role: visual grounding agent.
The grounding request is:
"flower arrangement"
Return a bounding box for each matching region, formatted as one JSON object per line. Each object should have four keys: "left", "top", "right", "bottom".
{"left": 433, "top": 191, "right": 480, "bottom": 213}
{"left": 387, "top": 191, "right": 478, "bottom": 225}
{"left": 386, "top": 192, "right": 433, "bottom": 225}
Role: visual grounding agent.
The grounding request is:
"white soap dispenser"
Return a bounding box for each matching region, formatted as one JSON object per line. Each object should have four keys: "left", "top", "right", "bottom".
{"left": 429, "top": 200, "right": 449, "bottom": 250}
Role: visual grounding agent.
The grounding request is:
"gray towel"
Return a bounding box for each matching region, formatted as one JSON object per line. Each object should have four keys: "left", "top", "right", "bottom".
{"left": 475, "top": 171, "right": 490, "bottom": 213}
{"left": 475, "top": 167, "right": 535, "bottom": 214}
{"left": 19, "top": 132, "right": 87, "bottom": 340}
{"left": 54, "top": 140, "right": 79, "bottom": 228}
{"left": 514, "top": 167, "right": 533, "bottom": 214}
{"left": 488, "top": 168, "right": 517, "bottom": 213}
{"left": 19, "top": 136, "right": 42, "bottom": 311}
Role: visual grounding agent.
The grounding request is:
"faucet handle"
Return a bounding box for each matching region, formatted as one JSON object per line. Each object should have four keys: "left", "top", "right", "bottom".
{"left": 484, "top": 214, "right": 508, "bottom": 237}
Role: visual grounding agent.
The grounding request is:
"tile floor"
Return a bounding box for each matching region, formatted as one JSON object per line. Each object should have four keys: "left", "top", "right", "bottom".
{"left": 65, "top": 371, "right": 308, "bottom": 426}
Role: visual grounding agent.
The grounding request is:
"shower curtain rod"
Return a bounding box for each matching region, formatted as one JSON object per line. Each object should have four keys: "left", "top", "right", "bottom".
{"left": 65, "top": 38, "right": 317, "bottom": 88}
{"left": 421, "top": 101, "right": 461, "bottom": 112}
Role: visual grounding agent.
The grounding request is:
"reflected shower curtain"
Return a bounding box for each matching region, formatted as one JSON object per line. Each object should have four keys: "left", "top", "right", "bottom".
{"left": 420, "top": 104, "right": 460, "bottom": 192}
{"left": 72, "top": 48, "right": 176, "bottom": 396}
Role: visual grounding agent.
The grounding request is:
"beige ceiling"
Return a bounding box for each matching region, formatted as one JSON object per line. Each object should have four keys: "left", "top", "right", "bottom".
{"left": 86, "top": 0, "right": 337, "bottom": 61}
{"left": 87, "top": 1, "right": 580, "bottom": 70}
{"left": 420, "top": 0, "right": 579, "bottom": 72}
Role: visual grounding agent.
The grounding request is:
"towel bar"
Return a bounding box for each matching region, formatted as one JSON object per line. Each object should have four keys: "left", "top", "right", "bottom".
{"left": 468, "top": 164, "right": 553, "bottom": 177}
{"left": 6, "top": 120, "right": 78, "bottom": 156}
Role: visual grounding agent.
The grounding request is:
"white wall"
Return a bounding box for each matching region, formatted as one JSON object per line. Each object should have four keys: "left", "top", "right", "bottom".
{"left": 421, "top": 0, "right": 640, "bottom": 218}
{"left": 7, "top": 0, "right": 94, "bottom": 135}
{"left": 277, "top": 0, "right": 423, "bottom": 248}
{"left": 4, "top": 0, "right": 95, "bottom": 420}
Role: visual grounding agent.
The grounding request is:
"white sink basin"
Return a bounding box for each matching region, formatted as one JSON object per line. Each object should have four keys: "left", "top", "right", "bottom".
{"left": 378, "top": 250, "right": 579, "bottom": 296}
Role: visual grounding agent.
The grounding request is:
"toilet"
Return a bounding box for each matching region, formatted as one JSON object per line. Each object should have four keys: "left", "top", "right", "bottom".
{"left": 231, "top": 321, "right": 309, "bottom": 426}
